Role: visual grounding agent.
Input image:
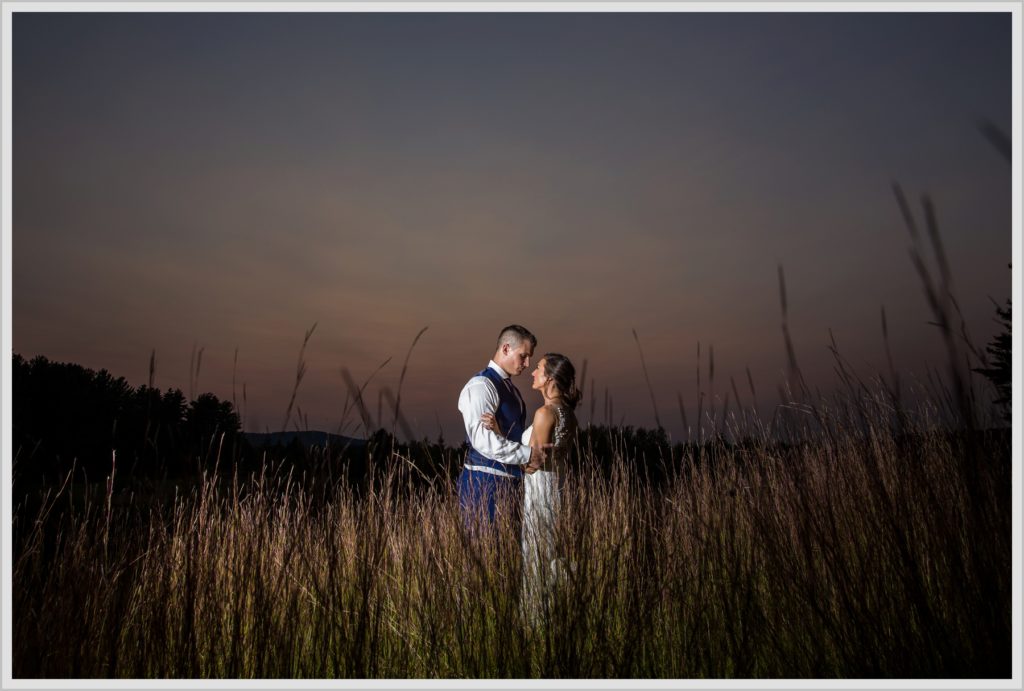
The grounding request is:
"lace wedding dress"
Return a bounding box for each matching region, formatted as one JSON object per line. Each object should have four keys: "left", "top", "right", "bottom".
{"left": 520, "top": 403, "right": 575, "bottom": 607}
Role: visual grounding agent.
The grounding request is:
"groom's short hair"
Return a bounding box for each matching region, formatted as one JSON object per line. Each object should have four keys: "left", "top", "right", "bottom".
{"left": 497, "top": 324, "right": 536, "bottom": 350}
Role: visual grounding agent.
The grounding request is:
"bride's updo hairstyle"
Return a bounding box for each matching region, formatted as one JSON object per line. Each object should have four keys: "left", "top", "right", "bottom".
{"left": 543, "top": 353, "right": 583, "bottom": 409}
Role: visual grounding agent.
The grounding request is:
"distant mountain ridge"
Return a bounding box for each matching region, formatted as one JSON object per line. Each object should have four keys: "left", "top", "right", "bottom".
{"left": 243, "top": 431, "right": 367, "bottom": 449}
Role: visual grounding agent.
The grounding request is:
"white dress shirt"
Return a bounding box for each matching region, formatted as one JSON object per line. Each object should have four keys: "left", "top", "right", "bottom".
{"left": 458, "top": 360, "right": 533, "bottom": 476}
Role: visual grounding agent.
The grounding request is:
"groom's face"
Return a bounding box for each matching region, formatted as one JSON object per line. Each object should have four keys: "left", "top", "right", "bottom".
{"left": 502, "top": 342, "right": 534, "bottom": 376}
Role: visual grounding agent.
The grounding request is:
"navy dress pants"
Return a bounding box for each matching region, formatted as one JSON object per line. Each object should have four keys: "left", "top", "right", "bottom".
{"left": 458, "top": 467, "right": 523, "bottom": 534}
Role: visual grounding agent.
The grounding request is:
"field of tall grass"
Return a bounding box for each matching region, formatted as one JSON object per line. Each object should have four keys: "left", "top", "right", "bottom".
{"left": 11, "top": 378, "right": 1011, "bottom": 677}
{"left": 10, "top": 187, "right": 1014, "bottom": 679}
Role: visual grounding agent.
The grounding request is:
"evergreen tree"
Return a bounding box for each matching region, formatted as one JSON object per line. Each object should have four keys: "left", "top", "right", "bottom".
{"left": 974, "top": 299, "right": 1011, "bottom": 423}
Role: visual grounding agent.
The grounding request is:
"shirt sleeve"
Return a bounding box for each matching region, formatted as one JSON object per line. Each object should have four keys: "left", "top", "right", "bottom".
{"left": 458, "top": 376, "right": 532, "bottom": 466}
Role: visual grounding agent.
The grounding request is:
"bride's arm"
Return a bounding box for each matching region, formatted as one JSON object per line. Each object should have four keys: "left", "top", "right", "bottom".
{"left": 480, "top": 412, "right": 503, "bottom": 437}
{"left": 481, "top": 411, "right": 553, "bottom": 472}
{"left": 460, "top": 378, "right": 531, "bottom": 467}
{"left": 525, "top": 407, "right": 555, "bottom": 474}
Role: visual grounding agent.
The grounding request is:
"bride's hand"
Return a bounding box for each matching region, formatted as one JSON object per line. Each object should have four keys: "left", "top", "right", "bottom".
{"left": 480, "top": 412, "right": 501, "bottom": 435}
{"left": 525, "top": 444, "right": 553, "bottom": 474}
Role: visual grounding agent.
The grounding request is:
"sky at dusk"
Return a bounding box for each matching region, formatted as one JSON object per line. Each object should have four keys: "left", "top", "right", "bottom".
{"left": 8, "top": 9, "right": 1015, "bottom": 443}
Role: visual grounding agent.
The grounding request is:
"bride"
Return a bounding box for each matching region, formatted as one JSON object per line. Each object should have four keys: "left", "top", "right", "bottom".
{"left": 481, "top": 352, "right": 581, "bottom": 603}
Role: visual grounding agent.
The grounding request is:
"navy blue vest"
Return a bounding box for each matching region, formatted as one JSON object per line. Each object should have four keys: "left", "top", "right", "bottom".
{"left": 466, "top": 366, "right": 527, "bottom": 478}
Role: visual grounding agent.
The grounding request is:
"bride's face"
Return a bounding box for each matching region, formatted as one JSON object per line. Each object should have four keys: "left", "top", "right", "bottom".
{"left": 531, "top": 359, "right": 549, "bottom": 392}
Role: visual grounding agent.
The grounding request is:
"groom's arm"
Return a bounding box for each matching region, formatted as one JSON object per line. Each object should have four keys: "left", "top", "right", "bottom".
{"left": 457, "top": 376, "right": 532, "bottom": 466}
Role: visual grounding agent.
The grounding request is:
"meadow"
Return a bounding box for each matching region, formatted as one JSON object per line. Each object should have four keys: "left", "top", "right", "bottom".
{"left": 10, "top": 374, "right": 1012, "bottom": 678}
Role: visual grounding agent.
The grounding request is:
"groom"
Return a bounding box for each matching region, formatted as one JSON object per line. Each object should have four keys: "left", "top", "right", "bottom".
{"left": 457, "top": 324, "right": 546, "bottom": 530}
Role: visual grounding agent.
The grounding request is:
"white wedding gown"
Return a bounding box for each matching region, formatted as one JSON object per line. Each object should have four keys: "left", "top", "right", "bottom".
{"left": 520, "top": 404, "right": 573, "bottom": 607}
{"left": 521, "top": 424, "right": 560, "bottom": 590}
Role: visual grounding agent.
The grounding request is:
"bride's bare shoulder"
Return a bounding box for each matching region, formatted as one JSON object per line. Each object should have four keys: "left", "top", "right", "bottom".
{"left": 532, "top": 405, "right": 556, "bottom": 426}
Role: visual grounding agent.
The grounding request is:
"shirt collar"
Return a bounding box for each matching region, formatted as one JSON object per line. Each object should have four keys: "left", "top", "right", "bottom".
{"left": 488, "top": 360, "right": 511, "bottom": 379}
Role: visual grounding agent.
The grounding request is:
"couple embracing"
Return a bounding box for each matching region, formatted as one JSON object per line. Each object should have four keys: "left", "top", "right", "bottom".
{"left": 457, "top": 324, "right": 580, "bottom": 591}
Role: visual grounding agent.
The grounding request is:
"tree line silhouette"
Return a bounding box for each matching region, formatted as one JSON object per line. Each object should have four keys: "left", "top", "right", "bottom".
{"left": 12, "top": 299, "right": 1010, "bottom": 496}
{"left": 12, "top": 354, "right": 245, "bottom": 486}
{"left": 10, "top": 354, "right": 485, "bottom": 495}
{"left": 11, "top": 353, "right": 692, "bottom": 495}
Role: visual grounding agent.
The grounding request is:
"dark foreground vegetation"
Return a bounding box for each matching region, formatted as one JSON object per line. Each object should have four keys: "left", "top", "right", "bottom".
{"left": 10, "top": 349, "right": 1013, "bottom": 678}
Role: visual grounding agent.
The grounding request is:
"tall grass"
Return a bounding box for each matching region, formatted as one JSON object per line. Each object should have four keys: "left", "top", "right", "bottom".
{"left": 12, "top": 375, "right": 1010, "bottom": 677}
